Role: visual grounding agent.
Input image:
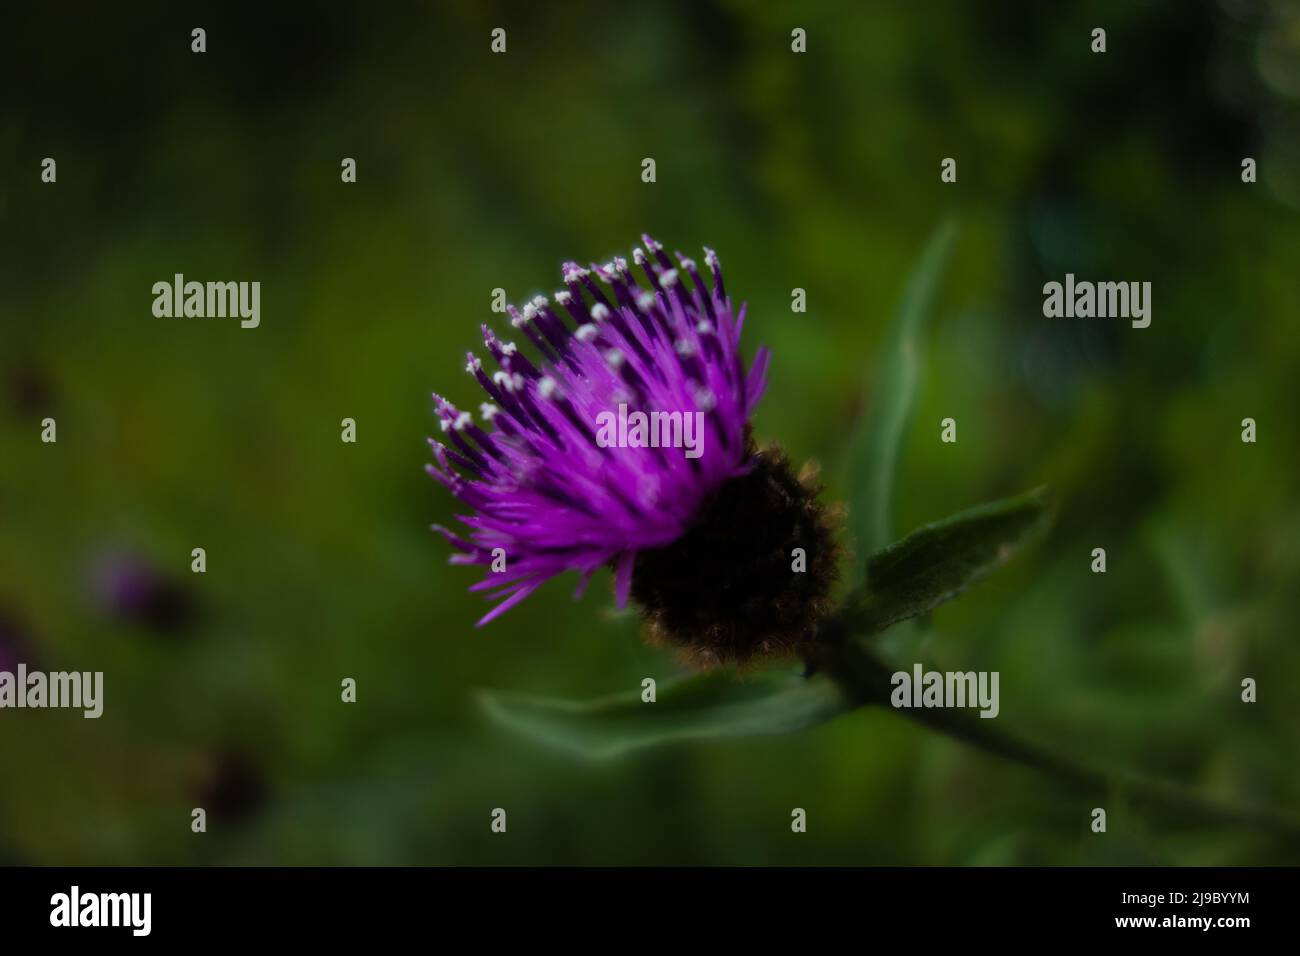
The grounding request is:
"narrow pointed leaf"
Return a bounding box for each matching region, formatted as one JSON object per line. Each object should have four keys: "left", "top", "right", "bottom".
{"left": 479, "top": 667, "right": 850, "bottom": 759}
{"left": 850, "top": 486, "right": 1053, "bottom": 634}
{"left": 847, "top": 221, "right": 957, "bottom": 575}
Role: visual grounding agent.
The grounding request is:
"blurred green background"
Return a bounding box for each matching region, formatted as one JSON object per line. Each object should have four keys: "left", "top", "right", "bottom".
{"left": 2, "top": 0, "right": 1298, "bottom": 865}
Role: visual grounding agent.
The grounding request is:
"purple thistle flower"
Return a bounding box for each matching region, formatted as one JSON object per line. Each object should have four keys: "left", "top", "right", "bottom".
{"left": 90, "top": 550, "right": 198, "bottom": 634}
{"left": 0, "top": 605, "right": 36, "bottom": 672}
{"left": 429, "top": 235, "right": 836, "bottom": 665}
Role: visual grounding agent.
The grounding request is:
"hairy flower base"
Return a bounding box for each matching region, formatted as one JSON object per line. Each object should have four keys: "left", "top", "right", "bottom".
{"left": 630, "top": 442, "right": 840, "bottom": 667}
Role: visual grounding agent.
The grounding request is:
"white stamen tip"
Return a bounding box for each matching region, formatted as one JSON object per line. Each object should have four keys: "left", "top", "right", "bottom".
{"left": 704, "top": 247, "right": 719, "bottom": 268}
{"left": 531, "top": 295, "right": 547, "bottom": 308}
{"left": 633, "top": 249, "right": 646, "bottom": 265}
{"left": 675, "top": 338, "right": 696, "bottom": 357}
{"left": 613, "top": 256, "right": 628, "bottom": 274}
{"left": 555, "top": 289, "right": 572, "bottom": 305}
{"left": 636, "top": 291, "right": 656, "bottom": 310}
{"left": 604, "top": 348, "right": 625, "bottom": 368}
{"left": 493, "top": 370, "right": 512, "bottom": 390}
{"left": 679, "top": 257, "right": 696, "bottom": 271}
{"left": 643, "top": 235, "right": 662, "bottom": 252}
{"left": 479, "top": 402, "right": 499, "bottom": 420}
{"left": 590, "top": 303, "right": 611, "bottom": 322}
{"left": 466, "top": 355, "right": 482, "bottom": 373}
{"left": 453, "top": 411, "right": 472, "bottom": 431}
{"left": 660, "top": 269, "right": 679, "bottom": 288}
{"left": 696, "top": 320, "right": 714, "bottom": 335}
{"left": 522, "top": 303, "right": 538, "bottom": 321}
{"left": 538, "top": 376, "right": 559, "bottom": 399}
{"left": 575, "top": 323, "right": 599, "bottom": 342}
{"left": 695, "top": 388, "right": 717, "bottom": 412}
{"left": 500, "top": 341, "right": 518, "bottom": 356}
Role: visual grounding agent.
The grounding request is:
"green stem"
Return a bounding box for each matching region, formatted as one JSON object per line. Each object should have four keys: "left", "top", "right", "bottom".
{"left": 807, "top": 634, "right": 1300, "bottom": 842}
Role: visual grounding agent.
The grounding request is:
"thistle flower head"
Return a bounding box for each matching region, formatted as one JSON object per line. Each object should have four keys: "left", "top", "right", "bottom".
{"left": 429, "top": 235, "right": 836, "bottom": 664}
{"left": 0, "top": 604, "right": 35, "bottom": 672}
{"left": 90, "top": 550, "right": 198, "bottom": 634}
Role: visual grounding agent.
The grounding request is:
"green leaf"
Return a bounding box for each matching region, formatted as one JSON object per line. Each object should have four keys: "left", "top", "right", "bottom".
{"left": 847, "top": 221, "right": 957, "bottom": 576}
{"left": 478, "top": 667, "right": 851, "bottom": 759}
{"left": 849, "top": 486, "right": 1053, "bottom": 635}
